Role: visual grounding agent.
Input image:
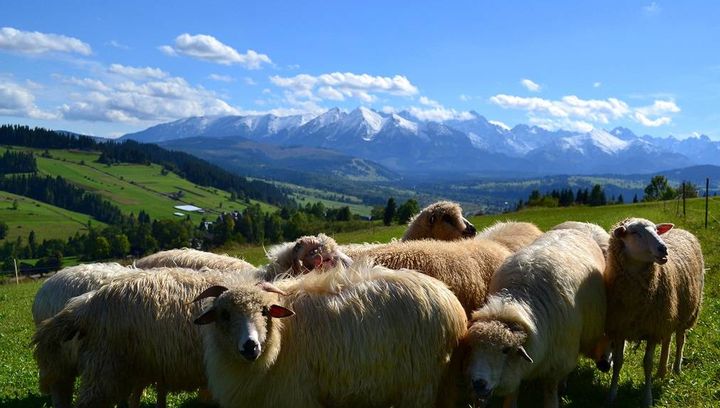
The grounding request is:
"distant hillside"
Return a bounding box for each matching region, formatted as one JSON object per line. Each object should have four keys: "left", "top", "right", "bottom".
{"left": 160, "top": 135, "right": 399, "bottom": 182}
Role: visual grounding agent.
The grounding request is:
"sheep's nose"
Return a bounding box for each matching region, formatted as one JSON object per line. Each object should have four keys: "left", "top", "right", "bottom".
{"left": 240, "top": 339, "right": 260, "bottom": 361}
{"left": 472, "top": 379, "right": 492, "bottom": 399}
{"left": 464, "top": 221, "right": 477, "bottom": 237}
{"left": 658, "top": 245, "right": 668, "bottom": 256}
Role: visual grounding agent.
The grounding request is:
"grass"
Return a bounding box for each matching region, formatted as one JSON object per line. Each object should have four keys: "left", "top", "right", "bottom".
{"left": 1, "top": 197, "right": 719, "bottom": 406}
{"left": 0, "top": 191, "right": 101, "bottom": 242}
{"left": 4, "top": 146, "right": 275, "bottom": 230}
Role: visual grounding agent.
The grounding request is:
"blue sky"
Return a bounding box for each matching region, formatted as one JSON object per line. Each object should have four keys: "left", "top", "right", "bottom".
{"left": 1, "top": 0, "right": 719, "bottom": 138}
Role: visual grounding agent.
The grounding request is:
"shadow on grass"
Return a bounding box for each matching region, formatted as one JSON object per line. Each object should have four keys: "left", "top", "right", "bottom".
{"left": 479, "top": 365, "right": 666, "bottom": 408}
{"left": 0, "top": 394, "right": 51, "bottom": 408}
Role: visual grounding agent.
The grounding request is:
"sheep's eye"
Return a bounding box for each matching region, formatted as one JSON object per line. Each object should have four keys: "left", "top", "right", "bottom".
{"left": 502, "top": 347, "right": 511, "bottom": 354}
{"left": 220, "top": 310, "right": 230, "bottom": 321}
{"left": 261, "top": 306, "right": 269, "bottom": 317}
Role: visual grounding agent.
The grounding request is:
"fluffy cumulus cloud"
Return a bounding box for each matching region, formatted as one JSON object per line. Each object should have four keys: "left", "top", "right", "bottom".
{"left": 490, "top": 93, "right": 679, "bottom": 130}
{"left": 634, "top": 100, "right": 680, "bottom": 127}
{"left": 406, "top": 106, "right": 474, "bottom": 121}
{"left": 108, "top": 64, "right": 168, "bottom": 79}
{"left": 520, "top": 78, "right": 541, "bottom": 92}
{"left": 0, "top": 27, "right": 91, "bottom": 56}
{"left": 0, "top": 81, "right": 57, "bottom": 119}
{"left": 58, "top": 72, "right": 239, "bottom": 123}
{"left": 270, "top": 72, "right": 419, "bottom": 104}
{"left": 160, "top": 33, "right": 271, "bottom": 69}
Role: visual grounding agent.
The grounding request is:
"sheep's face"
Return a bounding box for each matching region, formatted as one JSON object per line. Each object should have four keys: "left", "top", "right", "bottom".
{"left": 613, "top": 219, "right": 673, "bottom": 264}
{"left": 291, "top": 234, "right": 353, "bottom": 274}
{"left": 464, "top": 321, "right": 533, "bottom": 405}
{"left": 194, "top": 285, "right": 294, "bottom": 363}
{"left": 423, "top": 204, "right": 477, "bottom": 241}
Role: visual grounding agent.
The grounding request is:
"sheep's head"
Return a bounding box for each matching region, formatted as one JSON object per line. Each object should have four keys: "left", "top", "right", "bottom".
{"left": 403, "top": 201, "right": 477, "bottom": 241}
{"left": 464, "top": 319, "right": 533, "bottom": 405}
{"left": 290, "top": 233, "right": 352, "bottom": 275}
{"left": 612, "top": 218, "right": 673, "bottom": 264}
{"left": 591, "top": 335, "right": 613, "bottom": 373}
{"left": 193, "top": 283, "right": 294, "bottom": 362}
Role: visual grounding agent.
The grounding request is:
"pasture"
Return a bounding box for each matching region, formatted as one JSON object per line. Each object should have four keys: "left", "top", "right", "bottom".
{"left": 1, "top": 197, "right": 719, "bottom": 407}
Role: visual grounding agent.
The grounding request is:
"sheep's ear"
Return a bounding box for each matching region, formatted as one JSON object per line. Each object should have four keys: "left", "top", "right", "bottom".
{"left": 612, "top": 225, "right": 627, "bottom": 238}
{"left": 656, "top": 223, "right": 674, "bottom": 235}
{"left": 257, "top": 281, "right": 288, "bottom": 296}
{"left": 194, "top": 308, "right": 217, "bottom": 325}
{"left": 192, "top": 286, "right": 228, "bottom": 303}
{"left": 268, "top": 304, "right": 294, "bottom": 318}
{"left": 516, "top": 345, "right": 534, "bottom": 364}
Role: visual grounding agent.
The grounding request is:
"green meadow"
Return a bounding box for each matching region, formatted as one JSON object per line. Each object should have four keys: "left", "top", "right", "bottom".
{"left": 1, "top": 197, "right": 719, "bottom": 407}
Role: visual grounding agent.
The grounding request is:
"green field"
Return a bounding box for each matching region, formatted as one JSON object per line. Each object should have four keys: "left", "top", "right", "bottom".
{"left": 0, "top": 191, "right": 101, "bottom": 242}
{"left": 1, "top": 197, "right": 719, "bottom": 407}
{"left": 3, "top": 146, "right": 275, "bottom": 231}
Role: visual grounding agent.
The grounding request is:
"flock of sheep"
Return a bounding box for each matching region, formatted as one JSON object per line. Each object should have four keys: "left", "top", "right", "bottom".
{"left": 30, "top": 201, "right": 705, "bottom": 408}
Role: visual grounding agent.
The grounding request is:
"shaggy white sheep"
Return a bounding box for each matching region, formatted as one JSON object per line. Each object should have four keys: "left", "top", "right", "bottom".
{"left": 263, "top": 233, "right": 352, "bottom": 278}
{"left": 134, "top": 247, "right": 255, "bottom": 272}
{"left": 604, "top": 218, "right": 704, "bottom": 407}
{"left": 402, "top": 200, "right": 477, "bottom": 241}
{"left": 32, "top": 267, "right": 252, "bottom": 408}
{"left": 464, "top": 229, "right": 607, "bottom": 408}
{"left": 551, "top": 221, "right": 610, "bottom": 257}
{"left": 194, "top": 261, "right": 467, "bottom": 408}
{"left": 476, "top": 221, "right": 543, "bottom": 253}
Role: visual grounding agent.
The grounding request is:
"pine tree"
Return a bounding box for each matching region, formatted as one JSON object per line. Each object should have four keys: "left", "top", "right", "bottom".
{"left": 383, "top": 198, "right": 397, "bottom": 226}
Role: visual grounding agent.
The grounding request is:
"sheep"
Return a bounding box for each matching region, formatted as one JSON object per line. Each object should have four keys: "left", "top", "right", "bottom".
{"left": 343, "top": 238, "right": 512, "bottom": 316}
{"left": 402, "top": 200, "right": 477, "bottom": 241}
{"left": 476, "top": 220, "right": 543, "bottom": 253}
{"left": 134, "top": 247, "right": 255, "bottom": 272}
{"left": 551, "top": 221, "right": 610, "bottom": 257}
{"left": 464, "top": 229, "right": 607, "bottom": 408}
{"left": 193, "top": 260, "right": 468, "bottom": 408}
{"left": 262, "top": 233, "right": 353, "bottom": 279}
{"left": 604, "top": 218, "right": 704, "bottom": 407}
{"left": 32, "top": 267, "right": 252, "bottom": 408}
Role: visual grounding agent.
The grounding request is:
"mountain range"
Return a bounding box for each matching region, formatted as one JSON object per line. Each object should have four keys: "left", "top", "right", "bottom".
{"left": 121, "top": 107, "right": 720, "bottom": 180}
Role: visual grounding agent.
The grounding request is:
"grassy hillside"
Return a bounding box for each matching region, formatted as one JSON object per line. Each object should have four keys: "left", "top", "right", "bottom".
{"left": 1, "top": 197, "right": 719, "bottom": 407}
{"left": 0, "top": 191, "right": 101, "bottom": 242}
{"left": 1, "top": 146, "right": 276, "bottom": 240}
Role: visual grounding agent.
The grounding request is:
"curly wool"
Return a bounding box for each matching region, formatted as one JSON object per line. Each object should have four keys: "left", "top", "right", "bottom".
{"left": 402, "top": 200, "right": 474, "bottom": 241}
{"left": 135, "top": 248, "right": 255, "bottom": 273}
{"left": 551, "top": 221, "right": 610, "bottom": 257}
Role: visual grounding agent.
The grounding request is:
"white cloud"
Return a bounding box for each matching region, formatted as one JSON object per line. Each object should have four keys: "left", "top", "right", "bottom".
{"left": 406, "top": 106, "right": 474, "bottom": 121}
{"left": 108, "top": 64, "right": 168, "bottom": 79}
{"left": 160, "top": 33, "right": 271, "bottom": 68}
{"left": 490, "top": 93, "right": 679, "bottom": 129}
{"left": 59, "top": 73, "right": 240, "bottom": 123}
{"left": 208, "top": 74, "right": 235, "bottom": 82}
{"left": 520, "top": 78, "right": 541, "bottom": 92}
{"left": 419, "top": 96, "right": 441, "bottom": 108}
{"left": 0, "top": 27, "right": 92, "bottom": 56}
{"left": 244, "top": 77, "right": 257, "bottom": 86}
{"left": 0, "top": 81, "right": 57, "bottom": 119}
{"left": 593, "top": 82, "right": 602, "bottom": 88}
{"left": 459, "top": 94, "right": 472, "bottom": 102}
{"left": 643, "top": 2, "right": 661, "bottom": 15}
{"left": 488, "top": 120, "right": 510, "bottom": 131}
{"left": 270, "top": 72, "right": 419, "bottom": 104}
{"left": 633, "top": 100, "right": 679, "bottom": 127}
{"left": 107, "top": 40, "right": 129, "bottom": 50}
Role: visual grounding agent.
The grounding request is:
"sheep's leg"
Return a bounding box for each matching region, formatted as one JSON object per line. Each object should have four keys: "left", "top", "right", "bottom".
{"left": 641, "top": 340, "right": 657, "bottom": 408}
{"left": 673, "top": 330, "right": 686, "bottom": 374}
{"left": 156, "top": 383, "right": 167, "bottom": 408}
{"left": 657, "top": 337, "right": 670, "bottom": 378}
{"left": 607, "top": 339, "right": 625, "bottom": 405}
{"left": 502, "top": 392, "right": 518, "bottom": 408}
{"left": 543, "top": 380, "right": 559, "bottom": 408}
{"left": 49, "top": 376, "right": 75, "bottom": 408}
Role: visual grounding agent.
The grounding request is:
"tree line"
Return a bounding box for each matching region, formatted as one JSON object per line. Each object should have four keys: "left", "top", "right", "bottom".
{"left": 0, "top": 149, "right": 37, "bottom": 174}
{"left": 0, "top": 125, "right": 292, "bottom": 207}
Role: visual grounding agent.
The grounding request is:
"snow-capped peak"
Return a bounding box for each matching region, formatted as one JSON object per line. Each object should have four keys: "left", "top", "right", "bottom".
{"left": 587, "top": 128, "right": 630, "bottom": 154}
{"left": 387, "top": 113, "right": 419, "bottom": 133}
{"left": 345, "top": 107, "right": 387, "bottom": 139}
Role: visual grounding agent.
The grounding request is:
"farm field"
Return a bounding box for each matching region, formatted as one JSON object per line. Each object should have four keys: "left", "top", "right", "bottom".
{"left": 4, "top": 146, "right": 276, "bottom": 228}
{"left": 0, "top": 191, "right": 101, "bottom": 242}
{"left": 1, "top": 197, "right": 719, "bottom": 407}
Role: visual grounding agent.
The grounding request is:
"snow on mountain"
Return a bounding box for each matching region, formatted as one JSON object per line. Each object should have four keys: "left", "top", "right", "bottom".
{"left": 120, "top": 106, "right": 720, "bottom": 177}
